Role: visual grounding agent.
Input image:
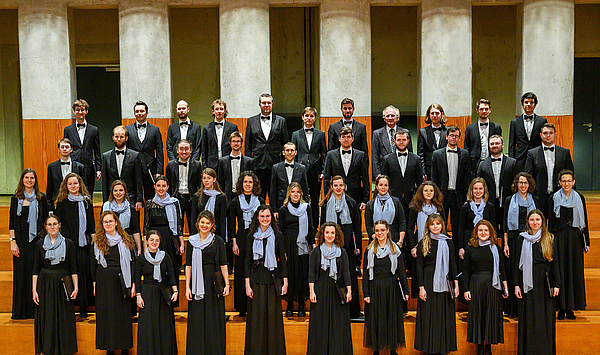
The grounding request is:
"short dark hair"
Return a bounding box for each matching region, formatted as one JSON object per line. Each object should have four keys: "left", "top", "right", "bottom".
{"left": 58, "top": 138, "right": 72, "bottom": 149}
{"left": 476, "top": 99, "right": 491, "bottom": 110}
{"left": 394, "top": 128, "right": 410, "bottom": 140}
{"left": 341, "top": 98, "right": 354, "bottom": 107}
{"left": 339, "top": 126, "right": 353, "bottom": 137}
{"left": 177, "top": 139, "right": 191, "bottom": 149}
{"left": 446, "top": 125, "right": 461, "bottom": 137}
{"left": 134, "top": 100, "right": 148, "bottom": 113}
{"left": 521, "top": 92, "right": 538, "bottom": 105}
{"left": 558, "top": 169, "right": 575, "bottom": 181}
{"left": 542, "top": 122, "right": 556, "bottom": 132}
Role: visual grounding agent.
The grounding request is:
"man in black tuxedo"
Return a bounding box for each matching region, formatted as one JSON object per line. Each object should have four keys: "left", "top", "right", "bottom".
{"left": 381, "top": 129, "right": 422, "bottom": 214}
{"left": 46, "top": 138, "right": 85, "bottom": 210}
{"left": 431, "top": 126, "right": 470, "bottom": 239}
{"left": 64, "top": 99, "right": 101, "bottom": 192}
{"left": 509, "top": 92, "right": 548, "bottom": 171}
{"left": 291, "top": 106, "right": 327, "bottom": 229}
{"left": 125, "top": 101, "right": 164, "bottom": 202}
{"left": 464, "top": 99, "right": 503, "bottom": 176}
{"left": 165, "top": 139, "right": 202, "bottom": 233}
{"left": 525, "top": 122, "right": 574, "bottom": 212}
{"left": 323, "top": 127, "right": 370, "bottom": 210}
{"left": 417, "top": 103, "right": 448, "bottom": 180}
{"left": 270, "top": 142, "right": 309, "bottom": 217}
{"left": 200, "top": 99, "right": 239, "bottom": 171}
{"left": 327, "top": 97, "right": 369, "bottom": 156}
{"left": 101, "top": 125, "right": 144, "bottom": 209}
{"left": 217, "top": 131, "right": 254, "bottom": 202}
{"left": 245, "top": 93, "right": 289, "bottom": 200}
{"left": 166, "top": 100, "right": 202, "bottom": 162}
{"left": 372, "top": 105, "right": 413, "bottom": 178}
{"left": 477, "top": 135, "right": 518, "bottom": 234}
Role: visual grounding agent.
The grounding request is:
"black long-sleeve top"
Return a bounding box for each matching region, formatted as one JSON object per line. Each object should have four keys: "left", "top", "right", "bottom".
{"left": 54, "top": 198, "right": 96, "bottom": 246}
{"left": 227, "top": 194, "right": 266, "bottom": 242}
{"left": 245, "top": 229, "right": 288, "bottom": 284}
{"left": 416, "top": 238, "right": 458, "bottom": 288}
{"left": 308, "top": 246, "right": 351, "bottom": 287}
{"left": 365, "top": 196, "right": 407, "bottom": 242}
{"left": 185, "top": 235, "right": 228, "bottom": 271}
{"left": 407, "top": 206, "right": 446, "bottom": 249}
{"left": 319, "top": 194, "right": 362, "bottom": 253}
{"left": 362, "top": 245, "right": 409, "bottom": 298}
{"left": 190, "top": 191, "right": 228, "bottom": 237}
{"left": 9, "top": 194, "right": 49, "bottom": 240}
{"left": 277, "top": 203, "right": 316, "bottom": 247}
{"left": 457, "top": 202, "right": 496, "bottom": 250}
{"left": 503, "top": 194, "right": 541, "bottom": 235}
{"left": 135, "top": 251, "right": 177, "bottom": 287}
{"left": 143, "top": 200, "right": 183, "bottom": 237}
{"left": 512, "top": 236, "right": 560, "bottom": 289}
{"left": 462, "top": 244, "right": 507, "bottom": 292}
{"left": 33, "top": 237, "right": 77, "bottom": 275}
{"left": 547, "top": 192, "right": 590, "bottom": 247}
{"left": 90, "top": 244, "right": 136, "bottom": 283}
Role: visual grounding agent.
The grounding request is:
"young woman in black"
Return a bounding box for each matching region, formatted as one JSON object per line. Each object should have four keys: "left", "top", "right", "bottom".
{"left": 190, "top": 168, "right": 228, "bottom": 238}
{"left": 101, "top": 180, "right": 142, "bottom": 255}
{"left": 458, "top": 178, "right": 496, "bottom": 260}
{"left": 365, "top": 175, "right": 407, "bottom": 244}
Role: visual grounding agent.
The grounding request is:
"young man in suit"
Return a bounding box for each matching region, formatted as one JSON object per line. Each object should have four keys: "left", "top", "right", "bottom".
{"left": 46, "top": 138, "right": 86, "bottom": 210}
{"left": 166, "top": 100, "right": 202, "bottom": 162}
{"left": 101, "top": 125, "right": 144, "bottom": 209}
{"left": 372, "top": 105, "right": 413, "bottom": 178}
{"left": 291, "top": 106, "right": 327, "bottom": 229}
{"left": 200, "top": 99, "right": 239, "bottom": 171}
{"left": 270, "top": 142, "right": 309, "bottom": 217}
{"left": 525, "top": 122, "right": 574, "bottom": 212}
{"left": 509, "top": 92, "right": 548, "bottom": 171}
{"left": 417, "top": 103, "right": 448, "bottom": 180}
{"left": 217, "top": 131, "right": 254, "bottom": 202}
{"left": 323, "top": 127, "right": 370, "bottom": 210}
{"left": 245, "top": 93, "right": 289, "bottom": 200}
{"left": 327, "top": 97, "right": 369, "bottom": 156}
{"left": 464, "top": 99, "right": 502, "bottom": 176}
{"left": 431, "top": 126, "right": 470, "bottom": 241}
{"left": 477, "top": 135, "right": 518, "bottom": 234}
{"left": 64, "top": 99, "right": 101, "bottom": 192}
{"left": 165, "top": 139, "right": 202, "bottom": 233}
{"left": 125, "top": 100, "right": 164, "bottom": 202}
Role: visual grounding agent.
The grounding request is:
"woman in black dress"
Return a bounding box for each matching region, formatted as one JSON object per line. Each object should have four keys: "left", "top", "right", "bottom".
{"left": 228, "top": 171, "right": 265, "bottom": 317}
{"left": 278, "top": 182, "right": 315, "bottom": 317}
{"left": 307, "top": 222, "right": 352, "bottom": 355}
{"left": 33, "top": 215, "right": 78, "bottom": 355}
{"left": 190, "top": 168, "right": 228, "bottom": 238}
{"left": 365, "top": 175, "right": 407, "bottom": 244}
{"left": 9, "top": 168, "right": 48, "bottom": 319}
{"left": 458, "top": 178, "right": 496, "bottom": 260}
{"left": 54, "top": 172, "right": 95, "bottom": 317}
{"left": 244, "top": 205, "right": 288, "bottom": 355}
{"left": 135, "top": 230, "right": 178, "bottom": 355}
{"left": 502, "top": 172, "right": 540, "bottom": 317}
{"left": 363, "top": 220, "right": 409, "bottom": 355}
{"left": 319, "top": 175, "right": 363, "bottom": 319}
{"left": 548, "top": 169, "right": 588, "bottom": 320}
{"left": 102, "top": 180, "right": 142, "bottom": 255}
{"left": 92, "top": 211, "right": 136, "bottom": 354}
{"left": 514, "top": 209, "right": 560, "bottom": 355}
{"left": 414, "top": 213, "right": 459, "bottom": 354}
{"left": 463, "top": 220, "right": 508, "bottom": 355}
{"left": 186, "top": 210, "right": 230, "bottom": 355}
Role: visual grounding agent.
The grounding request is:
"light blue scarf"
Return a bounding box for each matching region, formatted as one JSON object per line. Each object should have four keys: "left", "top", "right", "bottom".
{"left": 253, "top": 226, "right": 277, "bottom": 271}
{"left": 373, "top": 193, "right": 395, "bottom": 224}
{"left": 188, "top": 233, "right": 214, "bottom": 300}
{"left": 67, "top": 193, "right": 87, "bottom": 246}
{"left": 17, "top": 191, "right": 39, "bottom": 242}
{"left": 431, "top": 233, "right": 451, "bottom": 293}
{"left": 103, "top": 200, "right": 131, "bottom": 229}
{"left": 153, "top": 193, "right": 180, "bottom": 235}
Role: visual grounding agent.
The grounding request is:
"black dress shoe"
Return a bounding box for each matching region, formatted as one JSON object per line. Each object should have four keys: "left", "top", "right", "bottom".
{"left": 566, "top": 310, "right": 576, "bottom": 319}
{"left": 285, "top": 310, "right": 294, "bottom": 317}
{"left": 557, "top": 310, "right": 566, "bottom": 320}
{"left": 297, "top": 310, "right": 306, "bottom": 317}
{"left": 485, "top": 343, "right": 492, "bottom": 355}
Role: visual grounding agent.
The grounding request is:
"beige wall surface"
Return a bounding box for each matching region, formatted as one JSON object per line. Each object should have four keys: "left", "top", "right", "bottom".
{"left": 73, "top": 9, "right": 119, "bottom": 64}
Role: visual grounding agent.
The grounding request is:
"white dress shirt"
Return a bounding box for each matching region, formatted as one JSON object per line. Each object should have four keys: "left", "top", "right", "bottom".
{"left": 432, "top": 124, "right": 442, "bottom": 147}
{"left": 446, "top": 147, "right": 459, "bottom": 190}
{"left": 396, "top": 150, "right": 408, "bottom": 176}
{"left": 215, "top": 120, "right": 225, "bottom": 158}
{"left": 491, "top": 155, "right": 503, "bottom": 200}
{"left": 524, "top": 115, "right": 534, "bottom": 139}
{"left": 340, "top": 148, "right": 352, "bottom": 176}
{"left": 388, "top": 127, "right": 396, "bottom": 150}
{"left": 178, "top": 159, "right": 190, "bottom": 194}
{"left": 478, "top": 120, "right": 490, "bottom": 160}
{"left": 115, "top": 148, "right": 126, "bottom": 176}
{"left": 230, "top": 155, "right": 241, "bottom": 193}
{"left": 137, "top": 122, "right": 147, "bottom": 142}
{"left": 260, "top": 113, "right": 272, "bottom": 140}
{"left": 285, "top": 162, "right": 294, "bottom": 184}
{"left": 543, "top": 144, "right": 556, "bottom": 193}
{"left": 60, "top": 159, "right": 72, "bottom": 179}
{"left": 77, "top": 120, "right": 87, "bottom": 144}
{"left": 179, "top": 118, "right": 190, "bottom": 140}
{"left": 304, "top": 125, "right": 314, "bottom": 148}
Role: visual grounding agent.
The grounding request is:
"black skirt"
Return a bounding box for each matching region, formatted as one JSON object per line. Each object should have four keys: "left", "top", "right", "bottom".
{"left": 95, "top": 265, "right": 133, "bottom": 351}
{"left": 137, "top": 281, "right": 177, "bottom": 355}
{"left": 364, "top": 275, "right": 406, "bottom": 351}
{"left": 503, "top": 233, "right": 520, "bottom": 317}
{"left": 283, "top": 236, "right": 309, "bottom": 306}
{"left": 466, "top": 271, "right": 504, "bottom": 345}
{"left": 555, "top": 226, "right": 586, "bottom": 310}
{"left": 153, "top": 225, "right": 181, "bottom": 307}
{"left": 234, "top": 228, "right": 250, "bottom": 313}
{"left": 34, "top": 268, "right": 78, "bottom": 355}
{"left": 12, "top": 217, "right": 38, "bottom": 319}
{"left": 245, "top": 282, "right": 287, "bottom": 355}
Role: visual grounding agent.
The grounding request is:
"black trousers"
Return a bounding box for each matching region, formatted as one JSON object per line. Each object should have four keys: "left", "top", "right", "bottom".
{"left": 307, "top": 173, "right": 322, "bottom": 230}
{"left": 76, "top": 245, "right": 94, "bottom": 315}
{"left": 254, "top": 168, "right": 272, "bottom": 201}
{"left": 443, "top": 189, "right": 463, "bottom": 268}
{"left": 177, "top": 193, "right": 193, "bottom": 234}
{"left": 84, "top": 167, "right": 96, "bottom": 193}
{"left": 345, "top": 246, "right": 362, "bottom": 318}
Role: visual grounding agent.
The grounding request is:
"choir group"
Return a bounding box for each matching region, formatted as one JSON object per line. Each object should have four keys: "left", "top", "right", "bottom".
{"left": 9, "top": 92, "right": 589, "bottom": 355}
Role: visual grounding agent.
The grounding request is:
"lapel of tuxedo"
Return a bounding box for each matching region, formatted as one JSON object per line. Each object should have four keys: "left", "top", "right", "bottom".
{"left": 381, "top": 129, "right": 392, "bottom": 155}
{"left": 537, "top": 147, "right": 548, "bottom": 173}
{"left": 440, "top": 149, "right": 449, "bottom": 179}
{"left": 70, "top": 125, "right": 83, "bottom": 148}
{"left": 425, "top": 126, "right": 435, "bottom": 150}
{"left": 300, "top": 129, "right": 310, "bottom": 151}
{"left": 393, "top": 153, "right": 404, "bottom": 179}
{"left": 498, "top": 156, "right": 507, "bottom": 183}
{"left": 110, "top": 150, "right": 118, "bottom": 176}
{"left": 336, "top": 150, "right": 347, "bottom": 178}
{"left": 438, "top": 127, "right": 448, "bottom": 148}
{"left": 292, "top": 164, "right": 301, "bottom": 181}
{"left": 174, "top": 162, "right": 181, "bottom": 182}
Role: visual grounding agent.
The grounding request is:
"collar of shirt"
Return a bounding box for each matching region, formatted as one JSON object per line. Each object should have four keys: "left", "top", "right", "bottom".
{"left": 115, "top": 148, "right": 126, "bottom": 154}
{"left": 342, "top": 119, "right": 353, "bottom": 126}
{"left": 340, "top": 147, "right": 352, "bottom": 155}
{"left": 180, "top": 118, "right": 191, "bottom": 125}
{"left": 446, "top": 147, "right": 458, "bottom": 153}
{"left": 214, "top": 119, "right": 225, "bottom": 125}
{"left": 543, "top": 144, "right": 556, "bottom": 150}
{"left": 60, "top": 158, "right": 72, "bottom": 163}
{"left": 303, "top": 125, "right": 314, "bottom": 131}
{"left": 261, "top": 113, "right": 272, "bottom": 120}
{"left": 77, "top": 120, "right": 87, "bottom": 127}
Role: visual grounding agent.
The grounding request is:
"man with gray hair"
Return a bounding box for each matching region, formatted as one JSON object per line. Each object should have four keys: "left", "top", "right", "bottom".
{"left": 372, "top": 105, "right": 412, "bottom": 177}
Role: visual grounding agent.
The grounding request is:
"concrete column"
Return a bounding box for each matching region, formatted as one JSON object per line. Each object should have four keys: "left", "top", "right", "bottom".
{"left": 119, "top": 0, "right": 172, "bottom": 119}
{"left": 219, "top": 0, "right": 270, "bottom": 119}
{"left": 517, "top": 0, "right": 574, "bottom": 149}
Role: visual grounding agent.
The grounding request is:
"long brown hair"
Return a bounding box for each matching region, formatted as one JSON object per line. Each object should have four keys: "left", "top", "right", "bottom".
{"left": 526, "top": 209, "right": 554, "bottom": 261}
{"left": 235, "top": 171, "right": 261, "bottom": 196}
{"left": 248, "top": 205, "right": 279, "bottom": 237}
{"left": 409, "top": 181, "right": 444, "bottom": 212}
{"left": 421, "top": 214, "right": 446, "bottom": 256}
{"left": 55, "top": 173, "right": 91, "bottom": 208}
{"left": 468, "top": 220, "right": 498, "bottom": 247}
{"left": 511, "top": 172, "right": 536, "bottom": 194}
{"left": 366, "top": 220, "right": 397, "bottom": 254}
{"left": 315, "top": 222, "right": 344, "bottom": 247}
{"left": 14, "top": 168, "right": 42, "bottom": 200}
{"left": 283, "top": 182, "right": 306, "bottom": 207}
{"left": 319, "top": 175, "right": 345, "bottom": 207}
{"left": 199, "top": 168, "right": 223, "bottom": 194}
{"left": 108, "top": 180, "right": 130, "bottom": 202}
{"left": 466, "top": 177, "right": 489, "bottom": 202}
{"left": 93, "top": 211, "right": 135, "bottom": 255}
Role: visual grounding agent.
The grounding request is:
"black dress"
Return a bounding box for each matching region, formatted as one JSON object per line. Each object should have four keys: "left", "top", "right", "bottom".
{"left": 307, "top": 246, "right": 353, "bottom": 355}
{"left": 513, "top": 237, "right": 560, "bottom": 355}
{"left": 54, "top": 197, "right": 96, "bottom": 314}
{"left": 414, "top": 238, "right": 458, "bottom": 354}
{"left": 144, "top": 200, "right": 183, "bottom": 284}
{"left": 548, "top": 193, "right": 589, "bottom": 310}
{"left": 278, "top": 203, "right": 315, "bottom": 311}
{"left": 244, "top": 230, "right": 288, "bottom": 355}
{"left": 364, "top": 196, "right": 407, "bottom": 242}
{"left": 362, "top": 245, "right": 409, "bottom": 352}
{"left": 457, "top": 202, "right": 496, "bottom": 252}
{"left": 463, "top": 245, "right": 506, "bottom": 345}
{"left": 9, "top": 194, "right": 48, "bottom": 319}
{"left": 186, "top": 236, "right": 228, "bottom": 355}
{"left": 91, "top": 243, "right": 135, "bottom": 351}
{"left": 135, "top": 251, "right": 178, "bottom": 355}
{"left": 190, "top": 191, "right": 228, "bottom": 237}
{"left": 228, "top": 194, "right": 265, "bottom": 314}
{"left": 33, "top": 237, "right": 78, "bottom": 355}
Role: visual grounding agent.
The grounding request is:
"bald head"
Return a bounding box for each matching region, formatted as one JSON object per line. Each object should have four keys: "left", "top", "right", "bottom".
{"left": 176, "top": 100, "right": 190, "bottom": 120}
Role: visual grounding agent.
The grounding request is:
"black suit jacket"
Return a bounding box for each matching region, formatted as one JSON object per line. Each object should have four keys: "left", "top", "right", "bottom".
{"left": 431, "top": 147, "right": 471, "bottom": 195}
{"left": 508, "top": 114, "right": 547, "bottom": 164}
{"left": 524, "top": 145, "right": 574, "bottom": 207}
{"left": 64, "top": 122, "right": 101, "bottom": 175}
{"left": 46, "top": 159, "right": 85, "bottom": 209}
{"left": 101, "top": 148, "right": 144, "bottom": 203}
{"left": 372, "top": 125, "right": 413, "bottom": 177}
{"left": 269, "top": 161, "right": 309, "bottom": 211}
{"left": 165, "top": 159, "right": 202, "bottom": 199}
{"left": 200, "top": 120, "right": 239, "bottom": 171}
{"left": 327, "top": 119, "right": 369, "bottom": 157}
{"left": 476, "top": 155, "right": 518, "bottom": 206}
{"left": 166, "top": 120, "right": 202, "bottom": 162}
{"left": 323, "top": 148, "right": 370, "bottom": 204}
{"left": 217, "top": 155, "right": 254, "bottom": 201}
{"left": 291, "top": 128, "right": 327, "bottom": 179}
{"left": 125, "top": 122, "right": 164, "bottom": 176}
{"left": 381, "top": 151, "right": 422, "bottom": 207}
{"left": 417, "top": 124, "right": 447, "bottom": 177}
{"left": 464, "top": 121, "right": 502, "bottom": 174}
{"left": 245, "top": 114, "right": 288, "bottom": 170}
{"left": 365, "top": 196, "right": 407, "bottom": 242}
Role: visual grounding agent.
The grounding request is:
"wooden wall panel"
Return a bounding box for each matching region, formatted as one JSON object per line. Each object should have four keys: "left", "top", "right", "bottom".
{"left": 227, "top": 117, "right": 248, "bottom": 153}
{"left": 417, "top": 116, "right": 471, "bottom": 149}
{"left": 122, "top": 118, "right": 172, "bottom": 173}
{"left": 545, "top": 115, "right": 573, "bottom": 153}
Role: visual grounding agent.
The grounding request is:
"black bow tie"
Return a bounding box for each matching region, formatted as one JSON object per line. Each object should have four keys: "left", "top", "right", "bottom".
{"left": 60, "top": 161, "right": 70, "bottom": 165}
{"left": 447, "top": 149, "right": 458, "bottom": 154}
{"left": 230, "top": 156, "right": 240, "bottom": 160}
{"left": 178, "top": 161, "right": 188, "bottom": 166}
{"left": 343, "top": 120, "right": 353, "bottom": 126}
{"left": 115, "top": 150, "right": 125, "bottom": 155}
{"left": 305, "top": 127, "right": 314, "bottom": 132}
{"left": 491, "top": 157, "right": 502, "bottom": 162}
{"left": 524, "top": 115, "right": 534, "bottom": 121}
{"left": 397, "top": 152, "right": 408, "bottom": 157}
{"left": 432, "top": 126, "right": 442, "bottom": 132}
{"left": 214, "top": 122, "right": 223, "bottom": 126}
{"left": 285, "top": 163, "right": 294, "bottom": 168}
{"left": 137, "top": 123, "right": 147, "bottom": 129}
{"left": 77, "top": 123, "right": 85, "bottom": 128}
{"left": 261, "top": 115, "right": 269, "bottom": 121}
{"left": 180, "top": 121, "right": 189, "bottom": 126}
{"left": 479, "top": 122, "right": 488, "bottom": 127}
{"left": 341, "top": 149, "right": 351, "bottom": 155}
{"left": 544, "top": 146, "right": 554, "bottom": 152}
